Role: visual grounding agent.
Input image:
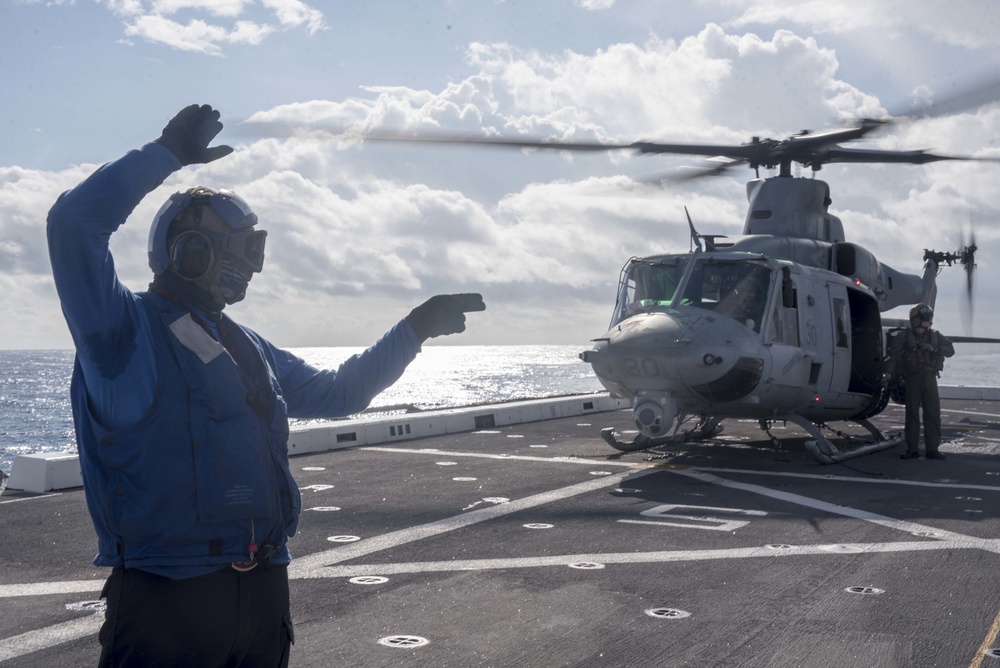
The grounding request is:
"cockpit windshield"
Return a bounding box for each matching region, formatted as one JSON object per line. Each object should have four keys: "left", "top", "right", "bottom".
{"left": 684, "top": 259, "right": 773, "bottom": 331}
{"left": 613, "top": 256, "right": 775, "bottom": 332}
{"left": 612, "top": 257, "right": 688, "bottom": 325}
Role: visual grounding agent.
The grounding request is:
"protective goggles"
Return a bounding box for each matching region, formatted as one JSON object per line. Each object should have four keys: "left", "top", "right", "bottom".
{"left": 148, "top": 189, "right": 263, "bottom": 276}
{"left": 170, "top": 227, "right": 268, "bottom": 280}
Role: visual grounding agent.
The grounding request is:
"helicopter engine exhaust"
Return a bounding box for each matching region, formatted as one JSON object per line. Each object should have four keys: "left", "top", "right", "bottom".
{"left": 633, "top": 393, "right": 678, "bottom": 437}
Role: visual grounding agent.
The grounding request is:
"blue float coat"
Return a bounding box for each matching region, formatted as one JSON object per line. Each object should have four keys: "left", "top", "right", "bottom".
{"left": 47, "top": 142, "right": 422, "bottom": 578}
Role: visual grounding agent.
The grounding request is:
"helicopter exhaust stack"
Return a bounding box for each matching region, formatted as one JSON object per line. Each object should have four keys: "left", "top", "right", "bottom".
{"left": 633, "top": 393, "right": 678, "bottom": 438}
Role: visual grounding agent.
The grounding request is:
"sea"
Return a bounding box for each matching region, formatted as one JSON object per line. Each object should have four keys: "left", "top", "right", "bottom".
{"left": 0, "top": 345, "right": 603, "bottom": 475}
{"left": 3, "top": 343, "right": 1000, "bottom": 476}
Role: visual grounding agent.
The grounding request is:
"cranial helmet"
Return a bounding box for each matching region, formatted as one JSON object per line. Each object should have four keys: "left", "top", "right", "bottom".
{"left": 148, "top": 186, "right": 264, "bottom": 277}
{"left": 909, "top": 303, "right": 934, "bottom": 327}
{"left": 148, "top": 187, "right": 267, "bottom": 310}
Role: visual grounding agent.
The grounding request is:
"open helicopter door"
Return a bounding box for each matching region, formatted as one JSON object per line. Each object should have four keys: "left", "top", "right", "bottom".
{"left": 845, "top": 287, "right": 883, "bottom": 396}
{"left": 826, "top": 282, "right": 884, "bottom": 402}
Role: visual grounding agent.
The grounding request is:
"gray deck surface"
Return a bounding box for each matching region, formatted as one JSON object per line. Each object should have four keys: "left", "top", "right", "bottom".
{"left": 3, "top": 398, "right": 1000, "bottom": 667}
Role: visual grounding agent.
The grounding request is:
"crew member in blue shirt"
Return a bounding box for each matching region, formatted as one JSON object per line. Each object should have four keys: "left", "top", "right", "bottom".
{"left": 47, "top": 104, "right": 486, "bottom": 667}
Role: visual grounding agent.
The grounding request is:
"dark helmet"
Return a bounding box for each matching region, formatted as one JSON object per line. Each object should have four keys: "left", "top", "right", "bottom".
{"left": 909, "top": 303, "right": 934, "bottom": 327}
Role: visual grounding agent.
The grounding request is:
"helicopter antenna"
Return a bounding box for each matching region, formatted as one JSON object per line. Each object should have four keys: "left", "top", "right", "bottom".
{"left": 685, "top": 206, "right": 702, "bottom": 252}
{"left": 683, "top": 206, "right": 727, "bottom": 252}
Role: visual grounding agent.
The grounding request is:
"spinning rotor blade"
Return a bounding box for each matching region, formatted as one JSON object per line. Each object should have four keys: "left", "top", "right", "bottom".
{"left": 239, "top": 75, "right": 1000, "bottom": 179}
{"left": 635, "top": 158, "right": 746, "bottom": 185}
{"left": 823, "top": 146, "right": 1000, "bottom": 167}
{"left": 887, "top": 75, "right": 1000, "bottom": 121}
{"left": 963, "top": 229, "right": 977, "bottom": 335}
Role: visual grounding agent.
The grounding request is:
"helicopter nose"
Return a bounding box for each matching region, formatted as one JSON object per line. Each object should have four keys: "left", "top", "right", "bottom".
{"left": 581, "top": 308, "right": 767, "bottom": 422}
{"left": 580, "top": 312, "right": 690, "bottom": 395}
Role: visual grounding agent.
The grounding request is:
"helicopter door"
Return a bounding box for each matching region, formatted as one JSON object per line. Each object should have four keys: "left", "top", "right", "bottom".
{"left": 766, "top": 267, "right": 800, "bottom": 346}
{"left": 828, "top": 286, "right": 852, "bottom": 394}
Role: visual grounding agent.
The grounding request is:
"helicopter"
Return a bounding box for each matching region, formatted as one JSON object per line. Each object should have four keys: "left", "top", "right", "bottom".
{"left": 561, "top": 119, "right": 993, "bottom": 463}
{"left": 249, "top": 81, "right": 1000, "bottom": 463}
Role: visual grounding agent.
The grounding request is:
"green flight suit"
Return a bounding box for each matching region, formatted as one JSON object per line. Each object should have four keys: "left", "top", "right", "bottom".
{"left": 885, "top": 327, "right": 955, "bottom": 455}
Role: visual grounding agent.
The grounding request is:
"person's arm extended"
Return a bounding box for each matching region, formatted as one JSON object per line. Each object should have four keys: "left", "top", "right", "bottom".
{"left": 47, "top": 143, "right": 180, "bottom": 372}
{"left": 260, "top": 294, "right": 486, "bottom": 418}
{"left": 46, "top": 104, "right": 232, "bottom": 427}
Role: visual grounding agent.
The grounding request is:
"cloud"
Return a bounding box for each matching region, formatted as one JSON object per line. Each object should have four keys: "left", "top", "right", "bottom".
{"left": 5, "top": 19, "right": 1000, "bottom": 349}
{"left": 726, "top": 0, "right": 1000, "bottom": 50}
{"left": 97, "top": 0, "right": 324, "bottom": 54}
{"left": 573, "top": 0, "right": 617, "bottom": 9}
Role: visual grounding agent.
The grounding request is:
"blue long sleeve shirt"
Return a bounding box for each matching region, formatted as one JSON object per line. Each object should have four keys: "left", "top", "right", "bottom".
{"left": 47, "top": 142, "right": 422, "bottom": 577}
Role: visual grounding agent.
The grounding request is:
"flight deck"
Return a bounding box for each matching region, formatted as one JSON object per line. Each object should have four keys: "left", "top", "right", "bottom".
{"left": 3, "top": 395, "right": 1000, "bottom": 667}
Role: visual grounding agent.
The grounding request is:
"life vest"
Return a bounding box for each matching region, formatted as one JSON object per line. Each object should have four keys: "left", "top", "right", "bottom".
{"left": 72, "top": 292, "right": 301, "bottom": 572}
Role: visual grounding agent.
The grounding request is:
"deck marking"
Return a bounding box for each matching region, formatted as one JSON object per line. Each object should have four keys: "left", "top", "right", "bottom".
{"left": 0, "top": 613, "right": 102, "bottom": 662}
{"left": 0, "top": 493, "right": 62, "bottom": 504}
{"left": 0, "top": 580, "right": 105, "bottom": 599}
{"left": 289, "top": 469, "right": 651, "bottom": 578}
{"left": 943, "top": 408, "right": 1000, "bottom": 419}
{"left": 691, "top": 467, "right": 1000, "bottom": 493}
{"left": 669, "top": 469, "right": 999, "bottom": 547}
{"left": 619, "top": 503, "right": 767, "bottom": 531}
{"left": 285, "top": 540, "right": 971, "bottom": 578}
{"left": 970, "top": 606, "right": 1000, "bottom": 668}
{"left": 366, "top": 446, "right": 641, "bottom": 468}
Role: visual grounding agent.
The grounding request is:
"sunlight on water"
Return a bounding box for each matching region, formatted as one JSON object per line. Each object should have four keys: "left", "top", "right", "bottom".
{"left": 0, "top": 345, "right": 601, "bottom": 474}
{"left": 294, "top": 345, "right": 602, "bottom": 411}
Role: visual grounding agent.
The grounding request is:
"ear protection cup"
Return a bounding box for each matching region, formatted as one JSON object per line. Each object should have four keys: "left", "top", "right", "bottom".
{"left": 170, "top": 230, "right": 215, "bottom": 280}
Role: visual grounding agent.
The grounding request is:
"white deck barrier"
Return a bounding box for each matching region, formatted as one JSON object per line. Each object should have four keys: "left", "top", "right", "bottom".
{"left": 287, "top": 392, "right": 629, "bottom": 456}
{"left": 939, "top": 386, "right": 1000, "bottom": 402}
{"left": 4, "top": 451, "right": 84, "bottom": 494}
{"left": 4, "top": 393, "right": 629, "bottom": 493}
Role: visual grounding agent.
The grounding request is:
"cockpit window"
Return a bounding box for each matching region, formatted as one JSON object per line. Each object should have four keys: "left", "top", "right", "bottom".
{"left": 687, "top": 260, "right": 773, "bottom": 332}
{"left": 613, "top": 256, "right": 774, "bottom": 333}
{"left": 613, "top": 258, "right": 688, "bottom": 325}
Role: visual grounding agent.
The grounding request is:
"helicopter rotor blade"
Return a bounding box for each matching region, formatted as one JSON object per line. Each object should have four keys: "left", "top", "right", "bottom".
{"left": 237, "top": 75, "right": 1000, "bottom": 180}
{"left": 886, "top": 75, "right": 1000, "bottom": 122}
{"left": 823, "top": 146, "right": 1000, "bottom": 166}
{"left": 635, "top": 158, "right": 746, "bottom": 185}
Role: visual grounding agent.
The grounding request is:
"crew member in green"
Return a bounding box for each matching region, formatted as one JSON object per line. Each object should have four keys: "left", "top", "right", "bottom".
{"left": 883, "top": 303, "right": 955, "bottom": 460}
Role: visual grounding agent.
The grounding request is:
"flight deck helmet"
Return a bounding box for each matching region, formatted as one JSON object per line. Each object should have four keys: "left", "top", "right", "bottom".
{"left": 147, "top": 186, "right": 265, "bottom": 278}
{"left": 909, "top": 303, "right": 934, "bottom": 328}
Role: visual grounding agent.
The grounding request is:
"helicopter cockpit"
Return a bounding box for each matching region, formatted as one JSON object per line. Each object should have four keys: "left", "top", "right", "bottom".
{"left": 614, "top": 255, "right": 775, "bottom": 333}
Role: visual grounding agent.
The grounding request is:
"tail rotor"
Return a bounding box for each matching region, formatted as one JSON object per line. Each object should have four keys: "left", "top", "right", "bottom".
{"left": 960, "top": 227, "right": 977, "bottom": 335}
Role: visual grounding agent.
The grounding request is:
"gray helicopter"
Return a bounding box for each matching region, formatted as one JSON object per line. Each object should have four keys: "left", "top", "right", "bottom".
{"left": 579, "top": 169, "right": 977, "bottom": 464}
{"left": 560, "top": 123, "right": 989, "bottom": 463}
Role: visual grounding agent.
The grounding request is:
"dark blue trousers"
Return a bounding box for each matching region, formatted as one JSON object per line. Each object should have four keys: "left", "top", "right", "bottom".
{"left": 98, "top": 564, "right": 292, "bottom": 667}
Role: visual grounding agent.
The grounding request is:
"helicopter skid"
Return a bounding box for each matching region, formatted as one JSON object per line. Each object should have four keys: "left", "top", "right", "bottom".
{"left": 600, "top": 418, "right": 724, "bottom": 452}
{"left": 786, "top": 416, "right": 905, "bottom": 464}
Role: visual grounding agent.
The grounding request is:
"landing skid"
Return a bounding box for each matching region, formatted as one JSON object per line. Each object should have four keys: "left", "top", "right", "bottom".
{"left": 601, "top": 417, "right": 724, "bottom": 453}
{"left": 787, "top": 416, "right": 904, "bottom": 464}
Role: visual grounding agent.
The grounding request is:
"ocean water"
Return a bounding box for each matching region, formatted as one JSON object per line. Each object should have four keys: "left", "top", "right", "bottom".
{"left": 0, "top": 345, "right": 603, "bottom": 475}
{"left": 2, "top": 342, "right": 999, "bottom": 475}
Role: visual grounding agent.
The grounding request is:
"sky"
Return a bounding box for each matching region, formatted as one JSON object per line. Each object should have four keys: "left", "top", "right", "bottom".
{"left": 2, "top": 0, "right": 1000, "bottom": 350}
